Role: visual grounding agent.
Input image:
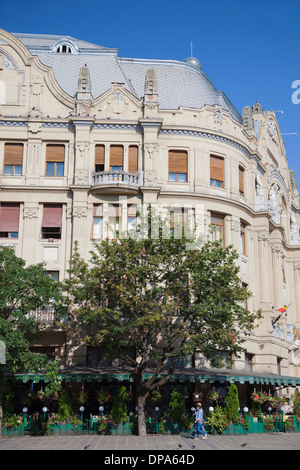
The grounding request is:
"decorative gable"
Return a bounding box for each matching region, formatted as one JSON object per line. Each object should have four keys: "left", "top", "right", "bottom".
{"left": 94, "top": 83, "right": 142, "bottom": 120}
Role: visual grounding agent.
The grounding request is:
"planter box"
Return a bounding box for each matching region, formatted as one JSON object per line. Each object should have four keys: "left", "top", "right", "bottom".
{"left": 109, "top": 422, "right": 131, "bottom": 435}
{"left": 1, "top": 425, "right": 24, "bottom": 437}
{"left": 50, "top": 423, "right": 74, "bottom": 435}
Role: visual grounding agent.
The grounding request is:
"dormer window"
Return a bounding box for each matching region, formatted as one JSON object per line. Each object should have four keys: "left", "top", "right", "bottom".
{"left": 56, "top": 44, "right": 72, "bottom": 53}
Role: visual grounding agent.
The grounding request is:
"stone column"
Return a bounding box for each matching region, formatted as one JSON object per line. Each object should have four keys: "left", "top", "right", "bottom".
{"left": 271, "top": 245, "right": 284, "bottom": 309}
{"left": 257, "top": 230, "right": 272, "bottom": 305}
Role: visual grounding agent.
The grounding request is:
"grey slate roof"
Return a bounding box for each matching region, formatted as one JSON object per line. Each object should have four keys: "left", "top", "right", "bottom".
{"left": 12, "top": 32, "right": 241, "bottom": 122}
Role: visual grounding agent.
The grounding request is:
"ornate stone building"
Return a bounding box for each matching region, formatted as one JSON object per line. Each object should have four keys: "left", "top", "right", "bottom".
{"left": 1, "top": 28, "right": 300, "bottom": 393}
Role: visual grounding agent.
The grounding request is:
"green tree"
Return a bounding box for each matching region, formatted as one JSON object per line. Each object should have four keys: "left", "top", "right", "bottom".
{"left": 169, "top": 389, "right": 185, "bottom": 423}
{"left": 225, "top": 383, "right": 240, "bottom": 424}
{"left": 0, "top": 247, "right": 62, "bottom": 436}
{"left": 63, "top": 208, "right": 261, "bottom": 435}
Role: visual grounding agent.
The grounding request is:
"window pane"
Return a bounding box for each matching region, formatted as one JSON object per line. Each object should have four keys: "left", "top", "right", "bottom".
{"left": 128, "top": 216, "right": 137, "bottom": 233}
{"left": 4, "top": 165, "right": 12, "bottom": 175}
{"left": 216, "top": 180, "right": 223, "bottom": 188}
{"left": 93, "top": 217, "right": 102, "bottom": 239}
{"left": 46, "top": 162, "right": 55, "bottom": 176}
{"left": 178, "top": 173, "right": 187, "bottom": 182}
{"left": 10, "top": 232, "right": 18, "bottom": 238}
{"left": 14, "top": 165, "right": 22, "bottom": 175}
{"left": 56, "top": 162, "right": 64, "bottom": 176}
{"left": 111, "top": 166, "right": 121, "bottom": 172}
{"left": 169, "top": 172, "right": 177, "bottom": 181}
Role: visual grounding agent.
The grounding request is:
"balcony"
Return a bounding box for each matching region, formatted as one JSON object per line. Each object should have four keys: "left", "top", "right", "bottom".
{"left": 89, "top": 170, "right": 143, "bottom": 195}
{"left": 30, "top": 306, "right": 59, "bottom": 328}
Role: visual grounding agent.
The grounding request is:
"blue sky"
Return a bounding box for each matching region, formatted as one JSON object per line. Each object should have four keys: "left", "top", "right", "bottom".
{"left": 1, "top": 0, "right": 300, "bottom": 184}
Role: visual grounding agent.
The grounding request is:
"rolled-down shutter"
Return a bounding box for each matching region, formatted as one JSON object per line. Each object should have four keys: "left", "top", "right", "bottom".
{"left": 110, "top": 145, "right": 123, "bottom": 169}
{"left": 95, "top": 145, "right": 105, "bottom": 166}
{"left": 46, "top": 145, "right": 65, "bottom": 162}
{"left": 4, "top": 144, "right": 23, "bottom": 166}
{"left": 128, "top": 146, "right": 138, "bottom": 173}
{"left": 210, "top": 155, "right": 224, "bottom": 183}
{"left": 42, "top": 204, "right": 62, "bottom": 227}
{"left": 168, "top": 150, "right": 188, "bottom": 174}
{"left": 0, "top": 203, "right": 20, "bottom": 232}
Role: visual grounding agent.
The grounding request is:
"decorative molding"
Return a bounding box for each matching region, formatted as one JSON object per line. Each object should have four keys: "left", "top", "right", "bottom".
{"left": 160, "top": 128, "right": 264, "bottom": 172}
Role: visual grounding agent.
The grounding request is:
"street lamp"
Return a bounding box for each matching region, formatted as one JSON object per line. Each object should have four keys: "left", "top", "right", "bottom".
{"left": 268, "top": 406, "right": 272, "bottom": 417}
{"left": 155, "top": 407, "right": 159, "bottom": 434}
{"left": 42, "top": 406, "right": 48, "bottom": 424}
{"left": 22, "top": 407, "right": 28, "bottom": 428}
{"left": 99, "top": 405, "right": 104, "bottom": 420}
{"left": 209, "top": 406, "right": 214, "bottom": 413}
{"left": 79, "top": 406, "right": 85, "bottom": 423}
{"left": 243, "top": 407, "right": 248, "bottom": 419}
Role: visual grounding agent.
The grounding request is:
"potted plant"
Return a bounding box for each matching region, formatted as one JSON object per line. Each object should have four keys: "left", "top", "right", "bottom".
{"left": 168, "top": 389, "right": 186, "bottom": 433}
{"left": 150, "top": 390, "right": 162, "bottom": 403}
{"left": 206, "top": 405, "right": 229, "bottom": 435}
{"left": 78, "top": 390, "right": 88, "bottom": 405}
{"left": 96, "top": 390, "right": 111, "bottom": 405}
{"left": 109, "top": 386, "right": 130, "bottom": 434}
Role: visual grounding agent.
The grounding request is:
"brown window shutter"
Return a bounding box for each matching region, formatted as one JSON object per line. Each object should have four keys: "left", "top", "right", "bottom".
{"left": 95, "top": 145, "right": 105, "bottom": 166}
{"left": 168, "top": 150, "right": 188, "bottom": 173}
{"left": 46, "top": 144, "right": 65, "bottom": 162}
{"left": 4, "top": 144, "right": 23, "bottom": 165}
{"left": 128, "top": 205, "right": 137, "bottom": 216}
{"left": 108, "top": 204, "right": 120, "bottom": 217}
{"left": 128, "top": 146, "right": 138, "bottom": 173}
{"left": 239, "top": 166, "right": 244, "bottom": 195}
{"left": 42, "top": 204, "right": 62, "bottom": 227}
{"left": 110, "top": 145, "right": 123, "bottom": 168}
{"left": 0, "top": 203, "right": 20, "bottom": 232}
{"left": 210, "top": 156, "right": 224, "bottom": 183}
{"left": 93, "top": 204, "right": 103, "bottom": 217}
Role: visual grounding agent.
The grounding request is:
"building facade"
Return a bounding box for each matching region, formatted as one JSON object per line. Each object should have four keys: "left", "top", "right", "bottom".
{"left": 1, "top": 28, "right": 300, "bottom": 393}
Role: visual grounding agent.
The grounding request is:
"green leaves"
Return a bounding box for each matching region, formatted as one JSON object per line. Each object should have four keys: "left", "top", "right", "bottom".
{"left": 64, "top": 212, "right": 261, "bottom": 377}
{"left": 0, "top": 246, "right": 63, "bottom": 376}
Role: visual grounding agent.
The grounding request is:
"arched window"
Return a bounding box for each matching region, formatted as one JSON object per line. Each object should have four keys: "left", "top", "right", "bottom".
{"left": 56, "top": 44, "right": 73, "bottom": 53}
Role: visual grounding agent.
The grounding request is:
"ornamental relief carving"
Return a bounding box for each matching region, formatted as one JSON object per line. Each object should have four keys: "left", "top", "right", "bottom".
{"left": 23, "top": 207, "right": 39, "bottom": 219}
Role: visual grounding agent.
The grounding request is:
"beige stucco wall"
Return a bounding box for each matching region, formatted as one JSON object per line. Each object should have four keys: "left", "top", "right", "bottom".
{"left": 1, "top": 29, "right": 300, "bottom": 381}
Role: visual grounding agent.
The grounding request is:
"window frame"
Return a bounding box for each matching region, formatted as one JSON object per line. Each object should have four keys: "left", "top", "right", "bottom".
{"left": 211, "top": 213, "right": 225, "bottom": 246}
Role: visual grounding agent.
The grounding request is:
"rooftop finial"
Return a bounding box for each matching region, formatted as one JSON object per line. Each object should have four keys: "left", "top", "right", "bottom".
{"left": 190, "top": 41, "right": 194, "bottom": 57}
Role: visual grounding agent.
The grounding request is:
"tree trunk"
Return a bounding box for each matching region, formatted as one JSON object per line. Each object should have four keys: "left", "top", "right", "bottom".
{"left": 0, "top": 373, "right": 5, "bottom": 439}
{"left": 135, "top": 365, "right": 148, "bottom": 436}
{"left": 137, "top": 394, "right": 147, "bottom": 436}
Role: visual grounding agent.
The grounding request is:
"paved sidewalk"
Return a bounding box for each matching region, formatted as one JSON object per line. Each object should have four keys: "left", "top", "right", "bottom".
{"left": 0, "top": 432, "right": 300, "bottom": 451}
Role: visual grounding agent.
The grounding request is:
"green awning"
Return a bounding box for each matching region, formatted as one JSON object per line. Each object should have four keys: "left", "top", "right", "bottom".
{"left": 12, "top": 367, "right": 300, "bottom": 387}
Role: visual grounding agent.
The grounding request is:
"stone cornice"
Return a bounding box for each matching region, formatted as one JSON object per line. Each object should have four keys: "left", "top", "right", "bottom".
{"left": 0, "top": 185, "right": 70, "bottom": 193}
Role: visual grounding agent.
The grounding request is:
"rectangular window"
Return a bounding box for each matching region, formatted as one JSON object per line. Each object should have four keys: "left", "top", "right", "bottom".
{"left": 4, "top": 143, "right": 23, "bottom": 176}
{"left": 95, "top": 144, "right": 105, "bottom": 172}
{"left": 108, "top": 204, "right": 120, "bottom": 239}
{"left": 239, "top": 165, "right": 245, "bottom": 196}
{"left": 46, "top": 144, "right": 65, "bottom": 177}
{"left": 240, "top": 222, "right": 246, "bottom": 254}
{"left": 210, "top": 155, "right": 224, "bottom": 188}
{"left": 0, "top": 203, "right": 20, "bottom": 238}
{"left": 41, "top": 204, "right": 62, "bottom": 239}
{"left": 110, "top": 145, "right": 123, "bottom": 171}
{"left": 168, "top": 150, "right": 188, "bottom": 182}
{"left": 242, "top": 282, "right": 248, "bottom": 309}
{"left": 93, "top": 205, "right": 103, "bottom": 239}
{"left": 128, "top": 145, "right": 138, "bottom": 173}
{"left": 211, "top": 213, "right": 224, "bottom": 245}
{"left": 128, "top": 205, "right": 137, "bottom": 234}
{"left": 245, "top": 353, "right": 254, "bottom": 372}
